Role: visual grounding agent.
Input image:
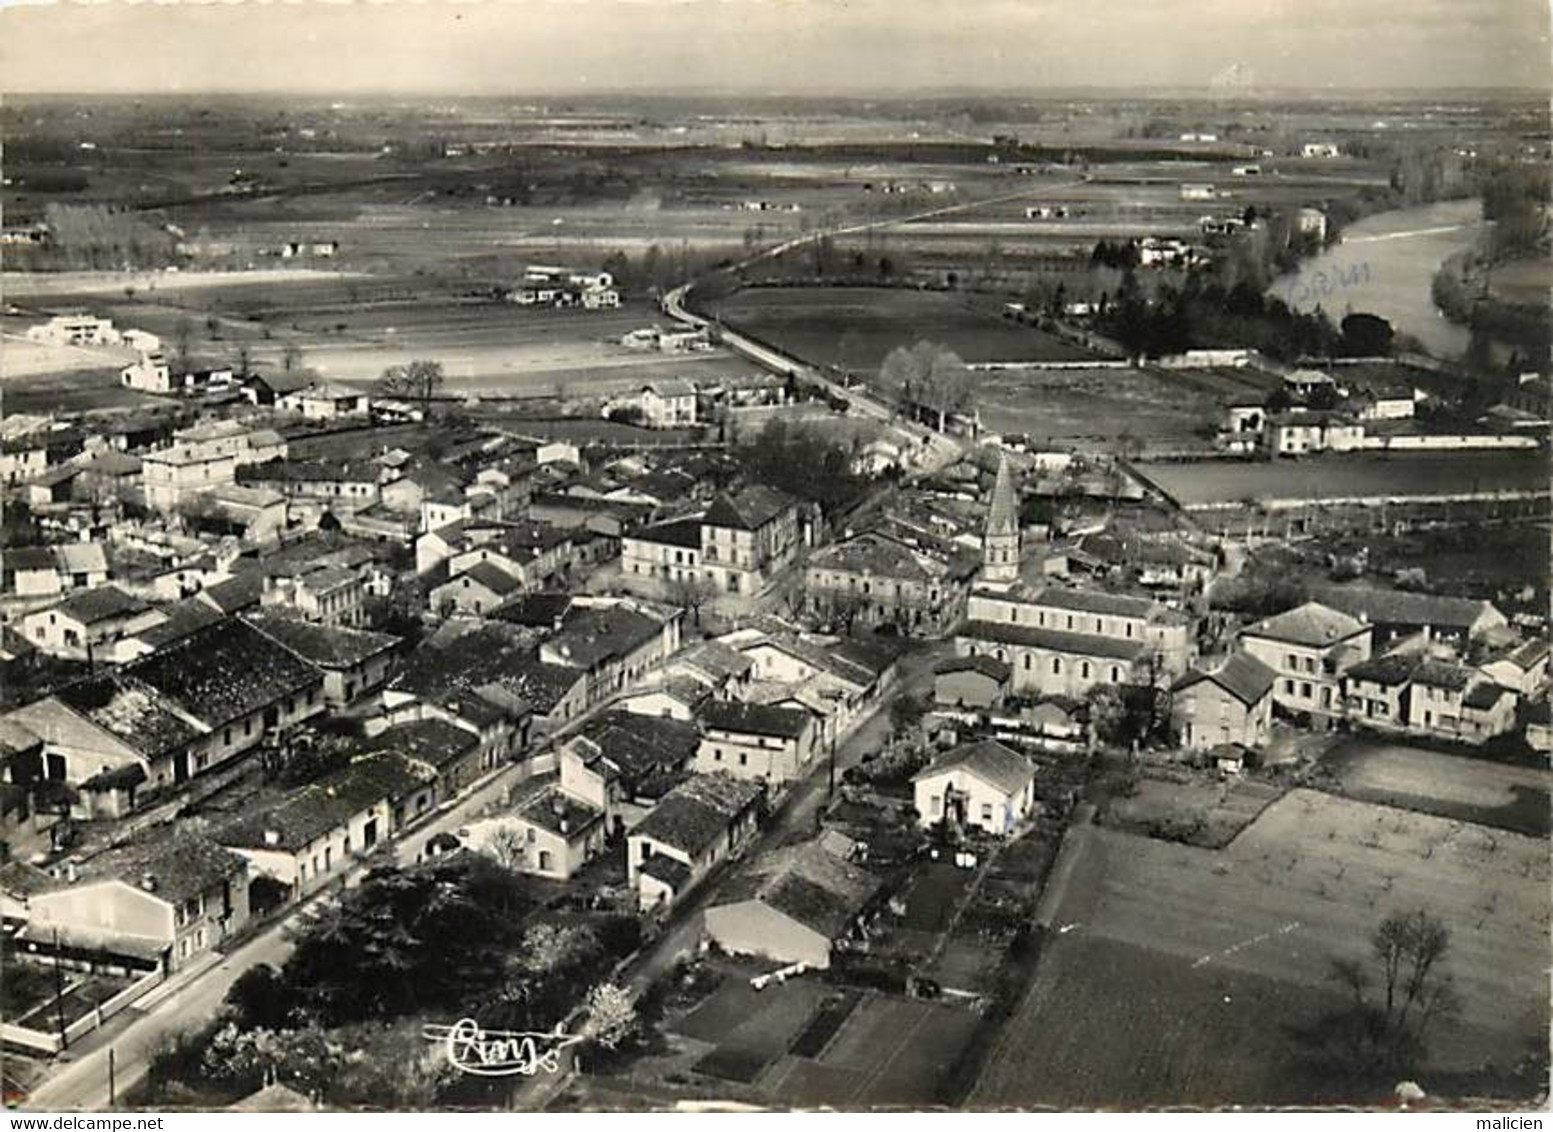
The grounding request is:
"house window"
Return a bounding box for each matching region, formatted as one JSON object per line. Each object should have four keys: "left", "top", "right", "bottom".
{"left": 1081, "top": 662, "right": 1091, "bottom": 679}
{"left": 1052, "top": 658, "right": 1062, "bottom": 675}
{"left": 739, "top": 752, "right": 748, "bottom": 767}
{"left": 1283, "top": 679, "right": 1295, "bottom": 694}
{"left": 980, "top": 803, "right": 993, "bottom": 822}
{"left": 930, "top": 793, "right": 941, "bottom": 815}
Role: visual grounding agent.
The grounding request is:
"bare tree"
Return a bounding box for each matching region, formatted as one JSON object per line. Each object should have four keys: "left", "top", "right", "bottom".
{"left": 282, "top": 341, "right": 303, "bottom": 373}
{"left": 878, "top": 340, "right": 971, "bottom": 432}
{"left": 378, "top": 359, "right": 445, "bottom": 422}
{"left": 666, "top": 572, "right": 717, "bottom": 628}
{"left": 483, "top": 824, "right": 527, "bottom": 872}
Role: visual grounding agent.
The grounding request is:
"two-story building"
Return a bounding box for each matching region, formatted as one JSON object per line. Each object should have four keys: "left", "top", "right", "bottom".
{"left": 19, "top": 586, "right": 155, "bottom": 661}
{"left": 804, "top": 531, "right": 976, "bottom": 637}
{"left": 627, "top": 773, "right": 764, "bottom": 913}
{"left": 640, "top": 380, "right": 698, "bottom": 428}
{"left": 695, "top": 700, "right": 819, "bottom": 785}
{"left": 1238, "top": 601, "right": 1372, "bottom": 718}
{"left": 1171, "top": 651, "right": 1278, "bottom": 751}
{"left": 623, "top": 486, "right": 806, "bottom": 598}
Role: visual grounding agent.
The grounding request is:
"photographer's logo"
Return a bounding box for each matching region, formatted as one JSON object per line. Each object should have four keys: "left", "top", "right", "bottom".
{"left": 423, "top": 1018, "right": 583, "bottom": 1077}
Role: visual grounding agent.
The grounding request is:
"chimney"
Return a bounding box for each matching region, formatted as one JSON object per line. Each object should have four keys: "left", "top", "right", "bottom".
{"left": 263, "top": 829, "right": 281, "bottom": 847}
{"left": 64, "top": 859, "right": 80, "bottom": 883}
{"left": 139, "top": 872, "right": 157, "bottom": 892}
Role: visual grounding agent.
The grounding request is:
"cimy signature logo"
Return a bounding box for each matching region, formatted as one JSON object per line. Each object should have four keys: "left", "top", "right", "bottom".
{"left": 422, "top": 1018, "right": 583, "bottom": 1077}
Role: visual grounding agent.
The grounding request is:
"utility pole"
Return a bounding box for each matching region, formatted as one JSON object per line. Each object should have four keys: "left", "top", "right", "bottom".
{"left": 53, "top": 929, "right": 67, "bottom": 1051}
{"left": 108, "top": 1048, "right": 116, "bottom": 1107}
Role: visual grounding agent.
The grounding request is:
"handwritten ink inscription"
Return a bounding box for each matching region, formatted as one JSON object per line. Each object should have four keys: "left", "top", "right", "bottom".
{"left": 1284, "top": 261, "right": 1372, "bottom": 309}
{"left": 423, "top": 1018, "right": 583, "bottom": 1077}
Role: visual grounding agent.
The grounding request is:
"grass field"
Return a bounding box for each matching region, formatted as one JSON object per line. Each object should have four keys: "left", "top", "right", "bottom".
{"left": 1137, "top": 453, "right": 1551, "bottom": 507}
{"left": 1325, "top": 740, "right": 1552, "bottom": 838}
{"left": 705, "top": 286, "right": 1100, "bottom": 370}
{"left": 972, "top": 789, "right": 1550, "bottom": 1106}
{"left": 1104, "top": 773, "right": 1286, "bottom": 848}
{"left": 975, "top": 366, "right": 1221, "bottom": 451}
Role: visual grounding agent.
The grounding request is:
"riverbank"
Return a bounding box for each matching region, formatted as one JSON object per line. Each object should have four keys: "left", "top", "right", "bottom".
{"left": 1271, "top": 199, "right": 1484, "bottom": 360}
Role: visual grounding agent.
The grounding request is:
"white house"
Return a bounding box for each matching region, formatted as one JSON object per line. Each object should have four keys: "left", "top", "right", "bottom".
{"left": 640, "top": 380, "right": 697, "bottom": 429}
{"left": 912, "top": 738, "right": 1036, "bottom": 836}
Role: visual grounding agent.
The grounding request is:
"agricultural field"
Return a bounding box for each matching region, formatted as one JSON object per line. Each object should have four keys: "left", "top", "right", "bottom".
{"left": 1136, "top": 452, "right": 1552, "bottom": 507}
{"left": 972, "top": 789, "right": 1549, "bottom": 1106}
{"left": 663, "top": 964, "right": 979, "bottom": 1107}
{"left": 1486, "top": 257, "right": 1553, "bottom": 306}
{"left": 705, "top": 286, "right": 1100, "bottom": 371}
{"left": 1102, "top": 772, "right": 1287, "bottom": 848}
{"left": 5, "top": 272, "right": 760, "bottom": 400}
{"left": 1324, "top": 740, "right": 1552, "bottom": 837}
{"left": 975, "top": 366, "right": 1225, "bottom": 452}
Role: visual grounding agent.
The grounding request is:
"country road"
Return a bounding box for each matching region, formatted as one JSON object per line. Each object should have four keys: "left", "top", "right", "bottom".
{"left": 662, "top": 174, "right": 1091, "bottom": 478}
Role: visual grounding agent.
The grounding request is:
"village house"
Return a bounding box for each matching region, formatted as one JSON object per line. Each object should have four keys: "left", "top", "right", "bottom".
{"left": 23, "top": 831, "right": 251, "bottom": 973}
{"left": 627, "top": 773, "right": 764, "bottom": 913}
{"left": 1341, "top": 653, "right": 1418, "bottom": 729}
{"left": 243, "top": 612, "right": 400, "bottom": 709}
{"left": 538, "top": 602, "right": 683, "bottom": 710}
{"left": 1479, "top": 637, "right": 1550, "bottom": 697}
{"left": 705, "top": 840, "right": 882, "bottom": 971}
{"left": 25, "top": 314, "right": 121, "bottom": 347}
{"left": 237, "top": 458, "right": 383, "bottom": 511}
{"left": 20, "top": 586, "right": 155, "bottom": 661}
{"left": 277, "top": 382, "right": 370, "bottom": 422}
{"left": 3, "top": 619, "right": 325, "bottom": 808}
{"left": 1402, "top": 660, "right": 1518, "bottom": 745}
{"left": 374, "top": 686, "right": 531, "bottom": 777}
{"left": 431, "top": 561, "right": 525, "bottom": 615}
{"left": 933, "top": 654, "right": 1012, "bottom": 711}
{"left": 639, "top": 380, "right": 698, "bottom": 428}
{"left": 479, "top": 787, "right": 606, "bottom": 880}
{"left": 120, "top": 352, "right": 175, "bottom": 395}
{"left": 363, "top": 717, "right": 482, "bottom": 800}
{"left": 142, "top": 445, "right": 238, "bottom": 512}
{"left": 240, "top": 371, "right": 317, "bottom": 407}
{"left": 218, "top": 753, "right": 434, "bottom": 903}
{"left": 260, "top": 563, "right": 366, "bottom": 628}
{"left": 1266, "top": 411, "right": 1365, "bottom": 456}
{"left": 1238, "top": 601, "right": 1373, "bottom": 718}
{"left": 557, "top": 711, "right": 701, "bottom": 836}
{"left": 804, "top": 531, "right": 976, "bottom": 637}
{"left": 622, "top": 485, "right": 807, "bottom": 598}
{"left": 1172, "top": 651, "right": 1278, "bottom": 751}
{"left": 171, "top": 420, "right": 288, "bottom": 467}
{"left": 912, "top": 738, "right": 1036, "bottom": 836}
{"left": 442, "top": 520, "right": 581, "bottom": 593}
{"left": 695, "top": 700, "right": 820, "bottom": 786}
{"left": 3, "top": 543, "right": 110, "bottom": 602}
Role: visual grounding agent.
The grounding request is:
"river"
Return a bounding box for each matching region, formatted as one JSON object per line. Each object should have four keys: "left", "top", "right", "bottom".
{"left": 1270, "top": 197, "right": 1482, "bottom": 360}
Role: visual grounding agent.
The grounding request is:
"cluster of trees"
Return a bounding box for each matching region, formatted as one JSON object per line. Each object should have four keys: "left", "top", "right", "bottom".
{"left": 1096, "top": 274, "right": 1354, "bottom": 363}
{"left": 1481, "top": 165, "right": 1550, "bottom": 260}
{"left": 733, "top": 417, "right": 871, "bottom": 515}
{"left": 878, "top": 340, "right": 974, "bottom": 432}
{"left": 377, "top": 359, "right": 445, "bottom": 419}
{"left": 40, "top": 203, "right": 176, "bottom": 270}
{"left": 149, "top": 855, "right": 643, "bottom": 1107}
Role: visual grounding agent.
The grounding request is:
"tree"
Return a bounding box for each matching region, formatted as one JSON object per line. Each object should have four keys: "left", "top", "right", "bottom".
{"left": 1339, "top": 313, "right": 1395, "bottom": 357}
{"left": 879, "top": 340, "right": 971, "bottom": 431}
{"left": 378, "top": 359, "right": 445, "bottom": 422}
{"left": 282, "top": 342, "right": 303, "bottom": 373}
{"left": 666, "top": 572, "right": 717, "bottom": 628}
{"left": 1086, "top": 685, "right": 1128, "bottom": 746}
{"left": 1312, "top": 909, "right": 1459, "bottom": 1083}
{"left": 581, "top": 982, "right": 637, "bottom": 1051}
{"left": 223, "top": 964, "right": 295, "bottom": 1031}
{"left": 234, "top": 341, "right": 253, "bottom": 377}
{"left": 173, "top": 316, "right": 194, "bottom": 365}
{"left": 483, "top": 824, "right": 528, "bottom": 871}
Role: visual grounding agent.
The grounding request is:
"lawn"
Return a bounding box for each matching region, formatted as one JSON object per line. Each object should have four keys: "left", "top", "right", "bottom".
{"left": 1137, "top": 453, "right": 1551, "bottom": 508}
{"left": 971, "top": 790, "right": 1550, "bottom": 1106}
{"left": 1103, "top": 773, "right": 1286, "bottom": 848}
{"left": 704, "top": 286, "right": 1100, "bottom": 372}
{"left": 975, "top": 366, "right": 1223, "bottom": 452}
{"left": 1324, "top": 739, "right": 1552, "bottom": 837}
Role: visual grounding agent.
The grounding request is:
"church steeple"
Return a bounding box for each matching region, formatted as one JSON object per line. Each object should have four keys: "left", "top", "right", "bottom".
{"left": 981, "top": 453, "right": 1021, "bottom": 583}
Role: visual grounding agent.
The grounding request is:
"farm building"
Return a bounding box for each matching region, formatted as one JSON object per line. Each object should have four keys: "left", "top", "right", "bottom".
{"left": 912, "top": 738, "right": 1036, "bottom": 836}
{"left": 704, "top": 840, "right": 882, "bottom": 970}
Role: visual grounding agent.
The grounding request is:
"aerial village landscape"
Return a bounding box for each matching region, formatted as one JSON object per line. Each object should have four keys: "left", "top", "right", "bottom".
{"left": 0, "top": 6, "right": 1549, "bottom": 1114}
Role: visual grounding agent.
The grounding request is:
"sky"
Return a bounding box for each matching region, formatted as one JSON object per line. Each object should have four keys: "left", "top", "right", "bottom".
{"left": 0, "top": 0, "right": 1548, "bottom": 96}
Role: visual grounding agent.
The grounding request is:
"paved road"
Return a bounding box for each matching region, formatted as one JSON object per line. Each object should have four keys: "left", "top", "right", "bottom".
{"left": 623, "top": 640, "right": 949, "bottom": 995}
